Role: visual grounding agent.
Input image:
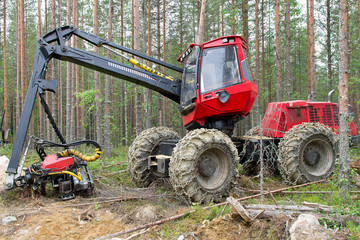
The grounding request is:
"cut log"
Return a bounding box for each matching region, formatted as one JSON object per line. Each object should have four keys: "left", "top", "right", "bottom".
{"left": 244, "top": 204, "right": 332, "bottom": 213}
{"left": 227, "top": 197, "right": 253, "bottom": 223}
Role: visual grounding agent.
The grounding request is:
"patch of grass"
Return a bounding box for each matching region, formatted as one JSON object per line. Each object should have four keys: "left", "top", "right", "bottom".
{"left": 346, "top": 221, "right": 360, "bottom": 240}
{"left": 0, "top": 144, "right": 13, "bottom": 157}
{"left": 207, "top": 205, "right": 230, "bottom": 221}
{"left": 156, "top": 205, "right": 220, "bottom": 239}
{"left": 88, "top": 145, "right": 132, "bottom": 186}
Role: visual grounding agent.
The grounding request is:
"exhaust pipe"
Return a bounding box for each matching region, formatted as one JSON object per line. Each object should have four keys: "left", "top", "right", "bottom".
{"left": 328, "top": 90, "right": 335, "bottom": 102}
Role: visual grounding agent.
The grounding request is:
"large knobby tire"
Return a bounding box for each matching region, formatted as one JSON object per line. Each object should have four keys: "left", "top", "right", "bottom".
{"left": 127, "top": 127, "right": 179, "bottom": 187}
{"left": 278, "top": 123, "right": 337, "bottom": 185}
{"left": 169, "top": 129, "right": 239, "bottom": 203}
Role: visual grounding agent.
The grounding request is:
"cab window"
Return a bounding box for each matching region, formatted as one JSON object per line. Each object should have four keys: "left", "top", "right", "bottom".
{"left": 241, "top": 46, "right": 254, "bottom": 82}
{"left": 181, "top": 46, "right": 200, "bottom": 105}
{"left": 200, "top": 45, "right": 241, "bottom": 94}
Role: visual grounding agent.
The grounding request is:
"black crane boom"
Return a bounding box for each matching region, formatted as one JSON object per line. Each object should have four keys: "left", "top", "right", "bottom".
{"left": 5, "top": 26, "right": 182, "bottom": 189}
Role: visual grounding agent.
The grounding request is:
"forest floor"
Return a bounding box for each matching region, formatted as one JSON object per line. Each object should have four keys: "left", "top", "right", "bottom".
{"left": 0, "top": 147, "right": 359, "bottom": 239}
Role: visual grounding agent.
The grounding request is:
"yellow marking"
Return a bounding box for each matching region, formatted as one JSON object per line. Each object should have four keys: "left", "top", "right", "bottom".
{"left": 129, "top": 58, "right": 174, "bottom": 81}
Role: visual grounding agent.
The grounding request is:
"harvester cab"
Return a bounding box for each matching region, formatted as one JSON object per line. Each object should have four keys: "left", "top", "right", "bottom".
{"left": 178, "top": 36, "right": 258, "bottom": 135}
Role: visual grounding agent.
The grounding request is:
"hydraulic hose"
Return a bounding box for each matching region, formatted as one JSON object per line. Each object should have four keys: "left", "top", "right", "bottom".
{"left": 57, "top": 148, "right": 102, "bottom": 162}
{"left": 34, "top": 139, "right": 102, "bottom": 162}
{"left": 102, "top": 45, "right": 175, "bottom": 81}
{"left": 48, "top": 170, "right": 82, "bottom": 181}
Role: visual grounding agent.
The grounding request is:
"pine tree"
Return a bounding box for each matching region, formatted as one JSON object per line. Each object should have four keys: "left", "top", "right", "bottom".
{"left": 338, "top": 0, "right": 350, "bottom": 197}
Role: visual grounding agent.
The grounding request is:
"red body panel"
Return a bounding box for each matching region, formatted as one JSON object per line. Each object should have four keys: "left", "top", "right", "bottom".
{"left": 182, "top": 80, "right": 257, "bottom": 126}
{"left": 262, "top": 101, "right": 358, "bottom": 138}
{"left": 41, "top": 154, "right": 74, "bottom": 172}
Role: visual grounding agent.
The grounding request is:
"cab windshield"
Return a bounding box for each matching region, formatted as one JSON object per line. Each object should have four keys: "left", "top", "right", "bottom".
{"left": 200, "top": 45, "right": 241, "bottom": 94}
{"left": 181, "top": 46, "right": 200, "bottom": 105}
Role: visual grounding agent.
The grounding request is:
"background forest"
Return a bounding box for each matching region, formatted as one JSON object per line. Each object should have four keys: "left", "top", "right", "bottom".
{"left": 0, "top": 0, "right": 359, "bottom": 158}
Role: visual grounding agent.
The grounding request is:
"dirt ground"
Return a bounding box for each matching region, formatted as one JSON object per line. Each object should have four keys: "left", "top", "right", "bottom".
{"left": 0, "top": 176, "right": 350, "bottom": 240}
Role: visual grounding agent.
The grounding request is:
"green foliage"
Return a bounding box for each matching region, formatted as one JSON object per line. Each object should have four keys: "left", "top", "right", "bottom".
{"left": 94, "top": 203, "right": 100, "bottom": 211}
{"left": 75, "top": 89, "right": 103, "bottom": 113}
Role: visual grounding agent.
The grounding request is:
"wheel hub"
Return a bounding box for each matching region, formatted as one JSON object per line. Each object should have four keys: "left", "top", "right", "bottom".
{"left": 300, "top": 135, "right": 335, "bottom": 177}
{"left": 199, "top": 156, "right": 216, "bottom": 177}
{"left": 196, "top": 147, "right": 230, "bottom": 190}
{"left": 304, "top": 149, "right": 321, "bottom": 166}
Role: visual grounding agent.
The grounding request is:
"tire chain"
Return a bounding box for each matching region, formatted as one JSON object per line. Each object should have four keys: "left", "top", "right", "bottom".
{"left": 277, "top": 122, "right": 338, "bottom": 185}
{"left": 169, "top": 128, "right": 239, "bottom": 203}
{"left": 240, "top": 137, "right": 278, "bottom": 176}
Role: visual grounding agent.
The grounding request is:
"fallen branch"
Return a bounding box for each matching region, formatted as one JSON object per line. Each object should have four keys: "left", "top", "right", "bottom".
{"left": 59, "top": 194, "right": 175, "bottom": 208}
{"left": 208, "top": 178, "right": 333, "bottom": 209}
{"left": 302, "top": 201, "right": 333, "bottom": 210}
{"left": 102, "top": 170, "right": 127, "bottom": 176}
{"left": 268, "top": 189, "right": 278, "bottom": 205}
{"left": 0, "top": 194, "right": 174, "bottom": 218}
{"left": 245, "top": 190, "right": 360, "bottom": 194}
{"left": 95, "top": 210, "right": 195, "bottom": 240}
{"left": 233, "top": 206, "right": 360, "bottom": 226}
{"left": 102, "top": 162, "right": 127, "bottom": 169}
{"left": 125, "top": 228, "right": 152, "bottom": 240}
{"left": 244, "top": 204, "right": 332, "bottom": 213}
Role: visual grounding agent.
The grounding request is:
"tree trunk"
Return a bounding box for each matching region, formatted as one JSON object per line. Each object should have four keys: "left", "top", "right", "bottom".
{"left": 254, "top": 0, "right": 260, "bottom": 129}
{"left": 51, "top": 0, "right": 57, "bottom": 142}
{"left": 104, "top": 0, "right": 113, "bottom": 158}
{"left": 285, "top": 0, "right": 291, "bottom": 100}
{"left": 58, "top": 0, "right": 63, "bottom": 137}
{"left": 120, "top": 0, "right": 126, "bottom": 145}
{"left": 93, "top": 0, "right": 102, "bottom": 144}
{"left": 133, "top": 0, "right": 143, "bottom": 136}
{"left": 58, "top": 64, "right": 63, "bottom": 135}
{"left": 43, "top": 0, "right": 50, "bottom": 140}
{"left": 261, "top": 0, "right": 265, "bottom": 111}
{"left": 255, "top": 0, "right": 259, "bottom": 85}
{"left": 180, "top": 0, "right": 183, "bottom": 52}
{"left": 72, "top": 0, "right": 79, "bottom": 141}
{"left": 242, "top": 0, "right": 248, "bottom": 43}
{"left": 221, "top": 0, "right": 224, "bottom": 36}
{"left": 197, "top": 0, "right": 206, "bottom": 44}
{"left": 37, "top": 0, "right": 45, "bottom": 139}
{"left": 357, "top": 0, "right": 360, "bottom": 125}
{"left": 145, "top": 0, "right": 152, "bottom": 129}
{"left": 306, "top": 0, "right": 311, "bottom": 96}
{"left": 162, "top": 0, "right": 167, "bottom": 127}
{"left": 3, "top": 0, "right": 9, "bottom": 138}
{"left": 15, "top": 1, "right": 21, "bottom": 130}
{"left": 37, "top": 0, "right": 44, "bottom": 140}
{"left": 327, "top": 0, "right": 332, "bottom": 93}
{"left": 19, "top": 0, "right": 26, "bottom": 108}
{"left": 157, "top": 0, "right": 162, "bottom": 127}
{"left": 267, "top": 0, "right": 271, "bottom": 104}
{"left": 275, "top": 0, "right": 282, "bottom": 102}
{"left": 66, "top": 0, "right": 72, "bottom": 142}
{"left": 309, "top": 0, "right": 316, "bottom": 100}
{"left": 338, "top": 0, "right": 350, "bottom": 198}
